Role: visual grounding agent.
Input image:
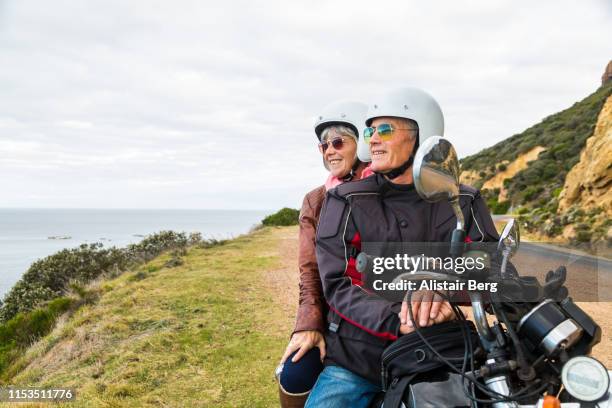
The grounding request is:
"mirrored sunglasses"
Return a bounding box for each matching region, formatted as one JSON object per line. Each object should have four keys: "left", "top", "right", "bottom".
{"left": 364, "top": 123, "right": 417, "bottom": 143}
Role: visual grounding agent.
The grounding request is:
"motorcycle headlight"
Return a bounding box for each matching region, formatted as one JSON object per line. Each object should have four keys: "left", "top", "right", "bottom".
{"left": 517, "top": 299, "right": 583, "bottom": 356}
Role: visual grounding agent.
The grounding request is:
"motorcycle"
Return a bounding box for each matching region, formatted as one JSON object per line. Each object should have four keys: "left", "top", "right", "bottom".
{"left": 358, "top": 137, "right": 612, "bottom": 408}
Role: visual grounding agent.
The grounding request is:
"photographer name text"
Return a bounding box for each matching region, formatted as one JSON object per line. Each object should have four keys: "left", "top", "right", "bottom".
{"left": 372, "top": 278, "right": 498, "bottom": 293}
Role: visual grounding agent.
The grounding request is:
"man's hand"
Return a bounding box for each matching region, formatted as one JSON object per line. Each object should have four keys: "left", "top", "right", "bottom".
{"left": 398, "top": 290, "right": 455, "bottom": 329}
{"left": 281, "top": 330, "right": 326, "bottom": 363}
{"left": 399, "top": 322, "right": 416, "bottom": 335}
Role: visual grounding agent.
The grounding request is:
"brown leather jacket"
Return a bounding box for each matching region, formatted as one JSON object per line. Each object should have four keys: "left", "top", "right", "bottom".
{"left": 293, "top": 185, "right": 327, "bottom": 334}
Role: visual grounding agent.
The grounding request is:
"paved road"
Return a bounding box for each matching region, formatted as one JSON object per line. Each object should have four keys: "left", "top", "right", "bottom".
{"left": 515, "top": 242, "right": 611, "bottom": 301}
{"left": 492, "top": 216, "right": 611, "bottom": 301}
{"left": 520, "top": 242, "right": 612, "bottom": 271}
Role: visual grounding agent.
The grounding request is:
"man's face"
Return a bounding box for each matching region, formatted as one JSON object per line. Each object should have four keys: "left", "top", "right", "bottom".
{"left": 368, "top": 117, "right": 417, "bottom": 173}
{"left": 321, "top": 129, "right": 357, "bottom": 178}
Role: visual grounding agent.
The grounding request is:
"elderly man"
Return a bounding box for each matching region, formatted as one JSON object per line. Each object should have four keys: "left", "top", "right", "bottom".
{"left": 305, "top": 87, "right": 499, "bottom": 407}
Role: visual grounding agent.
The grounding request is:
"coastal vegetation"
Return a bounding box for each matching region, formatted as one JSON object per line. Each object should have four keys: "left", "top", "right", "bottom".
{"left": 0, "top": 227, "right": 290, "bottom": 407}
{"left": 0, "top": 231, "right": 203, "bottom": 322}
{"left": 0, "top": 231, "right": 212, "bottom": 381}
{"left": 460, "top": 82, "right": 612, "bottom": 245}
{"left": 261, "top": 207, "right": 300, "bottom": 226}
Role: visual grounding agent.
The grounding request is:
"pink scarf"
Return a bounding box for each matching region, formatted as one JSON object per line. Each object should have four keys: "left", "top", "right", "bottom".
{"left": 324, "top": 165, "right": 374, "bottom": 191}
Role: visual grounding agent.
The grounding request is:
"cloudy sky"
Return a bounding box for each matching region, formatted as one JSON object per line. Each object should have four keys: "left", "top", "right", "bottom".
{"left": 0, "top": 1, "right": 610, "bottom": 210}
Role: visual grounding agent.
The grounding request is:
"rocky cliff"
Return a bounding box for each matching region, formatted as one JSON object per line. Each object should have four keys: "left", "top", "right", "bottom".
{"left": 556, "top": 95, "right": 612, "bottom": 242}
{"left": 559, "top": 95, "right": 612, "bottom": 214}
{"left": 460, "top": 77, "right": 612, "bottom": 245}
{"left": 602, "top": 60, "right": 612, "bottom": 86}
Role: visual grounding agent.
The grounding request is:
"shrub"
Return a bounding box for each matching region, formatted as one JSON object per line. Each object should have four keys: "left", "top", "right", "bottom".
{"left": 492, "top": 200, "right": 511, "bottom": 215}
{"left": 575, "top": 222, "right": 589, "bottom": 231}
{"left": 164, "top": 250, "right": 185, "bottom": 268}
{"left": 197, "top": 238, "right": 227, "bottom": 249}
{"left": 0, "top": 231, "right": 200, "bottom": 323}
{"left": 0, "top": 297, "right": 74, "bottom": 372}
{"left": 544, "top": 223, "right": 563, "bottom": 236}
{"left": 542, "top": 162, "right": 558, "bottom": 180}
{"left": 262, "top": 208, "right": 300, "bottom": 226}
{"left": 523, "top": 186, "right": 540, "bottom": 201}
{"left": 576, "top": 230, "right": 592, "bottom": 243}
{"left": 485, "top": 194, "right": 511, "bottom": 215}
{"left": 546, "top": 200, "right": 559, "bottom": 214}
{"left": 586, "top": 207, "right": 603, "bottom": 217}
{"left": 129, "top": 271, "right": 149, "bottom": 282}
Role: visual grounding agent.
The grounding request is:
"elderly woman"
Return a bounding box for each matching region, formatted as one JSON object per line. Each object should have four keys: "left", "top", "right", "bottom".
{"left": 276, "top": 100, "right": 370, "bottom": 408}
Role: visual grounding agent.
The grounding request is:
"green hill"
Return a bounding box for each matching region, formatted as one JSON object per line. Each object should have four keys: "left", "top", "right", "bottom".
{"left": 460, "top": 82, "right": 612, "bottom": 244}
{"left": 0, "top": 227, "right": 292, "bottom": 407}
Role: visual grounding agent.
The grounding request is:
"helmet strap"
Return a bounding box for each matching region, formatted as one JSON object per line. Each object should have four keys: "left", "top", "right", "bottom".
{"left": 379, "top": 156, "right": 414, "bottom": 180}
{"left": 341, "top": 159, "right": 362, "bottom": 182}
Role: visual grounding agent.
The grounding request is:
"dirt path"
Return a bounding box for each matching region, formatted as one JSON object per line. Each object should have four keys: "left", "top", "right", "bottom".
{"left": 266, "top": 226, "right": 612, "bottom": 366}
{"left": 264, "top": 226, "right": 301, "bottom": 326}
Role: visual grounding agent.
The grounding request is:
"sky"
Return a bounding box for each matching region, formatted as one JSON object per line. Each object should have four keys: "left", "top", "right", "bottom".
{"left": 0, "top": 0, "right": 610, "bottom": 210}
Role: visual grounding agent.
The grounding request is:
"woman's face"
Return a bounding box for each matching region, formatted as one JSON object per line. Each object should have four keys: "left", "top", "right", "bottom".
{"left": 321, "top": 129, "right": 357, "bottom": 178}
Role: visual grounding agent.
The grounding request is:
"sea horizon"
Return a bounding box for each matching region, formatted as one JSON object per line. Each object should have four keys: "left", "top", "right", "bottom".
{"left": 0, "top": 208, "right": 272, "bottom": 298}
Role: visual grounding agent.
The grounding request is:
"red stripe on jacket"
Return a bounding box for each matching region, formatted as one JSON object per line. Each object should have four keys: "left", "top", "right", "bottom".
{"left": 327, "top": 304, "right": 398, "bottom": 341}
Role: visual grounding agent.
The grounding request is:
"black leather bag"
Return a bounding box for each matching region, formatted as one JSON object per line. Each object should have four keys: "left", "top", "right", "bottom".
{"left": 380, "top": 320, "right": 480, "bottom": 408}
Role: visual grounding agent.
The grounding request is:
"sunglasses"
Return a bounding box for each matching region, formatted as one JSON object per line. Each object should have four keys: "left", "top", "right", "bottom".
{"left": 318, "top": 137, "right": 348, "bottom": 154}
{"left": 363, "top": 123, "right": 417, "bottom": 143}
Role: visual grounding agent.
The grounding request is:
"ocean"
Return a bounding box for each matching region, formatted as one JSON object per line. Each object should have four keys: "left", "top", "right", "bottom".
{"left": 0, "top": 209, "right": 269, "bottom": 298}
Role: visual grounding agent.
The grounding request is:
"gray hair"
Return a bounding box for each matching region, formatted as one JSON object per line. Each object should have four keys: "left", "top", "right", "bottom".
{"left": 393, "top": 118, "right": 419, "bottom": 141}
{"left": 400, "top": 118, "right": 419, "bottom": 130}
{"left": 320, "top": 125, "right": 358, "bottom": 142}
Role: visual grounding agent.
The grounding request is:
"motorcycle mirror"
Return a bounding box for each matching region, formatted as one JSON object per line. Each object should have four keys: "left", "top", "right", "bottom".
{"left": 413, "top": 136, "right": 461, "bottom": 204}
{"left": 497, "top": 218, "right": 520, "bottom": 257}
{"left": 413, "top": 137, "right": 466, "bottom": 257}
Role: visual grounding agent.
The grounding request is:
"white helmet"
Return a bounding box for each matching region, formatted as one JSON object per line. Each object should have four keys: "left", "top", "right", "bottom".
{"left": 314, "top": 100, "right": 370, "bottom": 163}
{"left": 365, "top": 87, "right": 444, "bottom": 147}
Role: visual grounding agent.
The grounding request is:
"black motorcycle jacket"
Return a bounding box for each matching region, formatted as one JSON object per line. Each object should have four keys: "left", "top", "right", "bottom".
{"left": 315, "top": 173, "right": 499, "bottom": 383}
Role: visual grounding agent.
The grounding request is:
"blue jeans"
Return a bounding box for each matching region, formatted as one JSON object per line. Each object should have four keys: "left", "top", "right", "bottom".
{"left": 304, "top": 365, "right": 382, "bottom": 408}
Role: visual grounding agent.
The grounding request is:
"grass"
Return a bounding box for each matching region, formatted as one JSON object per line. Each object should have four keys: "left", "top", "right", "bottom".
{"left": 0, "top": 227, "right": 293, "bottom": 407}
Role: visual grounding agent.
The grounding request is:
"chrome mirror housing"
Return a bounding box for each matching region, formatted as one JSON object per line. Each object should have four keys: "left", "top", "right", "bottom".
{"left": 413, "top": 136, "right": 461, "bottom": 204}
